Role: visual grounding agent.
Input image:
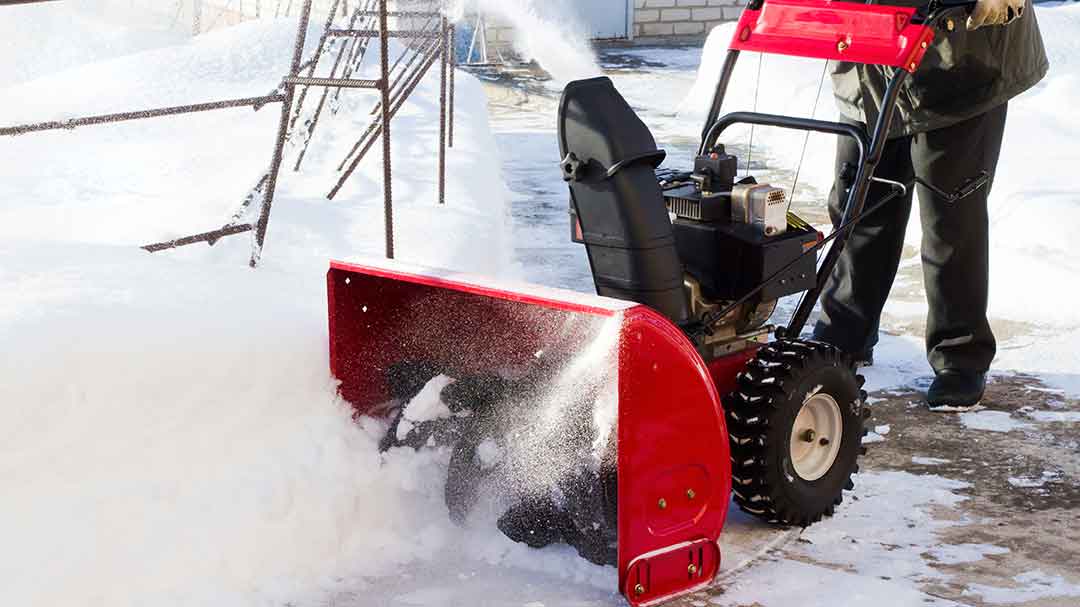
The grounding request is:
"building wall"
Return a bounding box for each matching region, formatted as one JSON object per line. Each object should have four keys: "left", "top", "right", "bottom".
{"left": 483, "top": 15, "right": 516, "bottom": 56}
{"left": 632, "top": 0, "right": 746, "bottom": 41}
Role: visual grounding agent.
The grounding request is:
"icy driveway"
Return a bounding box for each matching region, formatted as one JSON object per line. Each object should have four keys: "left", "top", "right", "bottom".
{"left": 481, "top": 45, "right": 1080, "bottom": 607}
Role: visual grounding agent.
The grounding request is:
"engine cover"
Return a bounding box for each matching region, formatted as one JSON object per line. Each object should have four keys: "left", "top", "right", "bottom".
{"left": 671, "top": 219, "right": 819, "bottom": 302}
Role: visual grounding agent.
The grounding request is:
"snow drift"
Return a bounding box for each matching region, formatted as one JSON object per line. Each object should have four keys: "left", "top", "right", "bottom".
{"left": 0, "top": 7, "right": 515, "bottom": 278}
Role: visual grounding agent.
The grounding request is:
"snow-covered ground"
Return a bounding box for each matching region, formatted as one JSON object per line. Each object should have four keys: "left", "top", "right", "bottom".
{"left": 2, "top": 2, "right": 1079, "bottom": 607}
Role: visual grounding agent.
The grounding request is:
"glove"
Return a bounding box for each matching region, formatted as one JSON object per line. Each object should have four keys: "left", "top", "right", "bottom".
{"left": 967, "top": 0, "right": 1026, "bottom": 30}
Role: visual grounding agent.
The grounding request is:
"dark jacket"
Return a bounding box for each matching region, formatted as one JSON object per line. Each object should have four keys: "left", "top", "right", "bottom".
{"left": 831, "top": 0, "right": 1049, "bottom": 136}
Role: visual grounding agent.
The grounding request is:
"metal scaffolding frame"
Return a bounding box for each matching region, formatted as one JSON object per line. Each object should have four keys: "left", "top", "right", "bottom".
{"left": 0, "top": 0, "right": 457, "bottom": 265}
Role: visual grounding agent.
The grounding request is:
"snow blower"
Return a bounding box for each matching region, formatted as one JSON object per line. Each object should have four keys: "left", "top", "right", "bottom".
{"left": 328, "top": 1, "right": 987, "bottom": 604}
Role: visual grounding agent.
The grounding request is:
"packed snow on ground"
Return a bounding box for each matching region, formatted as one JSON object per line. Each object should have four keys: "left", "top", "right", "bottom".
{"left": 685, "top": 6, "right": 1080, "bottom": 398}
{"left": 862, "top": 430, "right": 886, "bottom": 444}
{"left": 927, "top": 543, "right": 1011, "bottom": 566}
{"left": 958, "top": 410, "right": 1034, "bottom": 433}
{"left": 912, "top": 456, "right": 952, "bottom": 466}
{"left": 1024, "top": 409, "right": 1080, "bottom": 423}
{"left": 962, "top": 570, "right": 1080, "bottom": 605}
{"left": 1007, "top": 471, "right": 1058, "bottom": 489}
{"left": 716, "top": 471, "right": 973, "bottom": 606}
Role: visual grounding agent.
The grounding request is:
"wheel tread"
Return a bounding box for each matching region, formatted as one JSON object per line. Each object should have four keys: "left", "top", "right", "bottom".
{"left": 725, "top": 339, "right": 866, "bottom": 527}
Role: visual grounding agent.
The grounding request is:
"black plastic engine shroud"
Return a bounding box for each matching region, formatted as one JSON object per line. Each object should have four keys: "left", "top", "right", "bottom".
{"left": 672, "top": 219, "right": 819, "bottom": 303}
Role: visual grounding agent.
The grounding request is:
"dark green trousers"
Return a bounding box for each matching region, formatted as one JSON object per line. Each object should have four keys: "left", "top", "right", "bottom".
{"left": 813, "top": 103, "right": 1008, "bottom": 373}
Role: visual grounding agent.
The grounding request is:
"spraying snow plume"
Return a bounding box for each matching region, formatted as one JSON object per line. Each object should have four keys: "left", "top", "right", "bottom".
{"left": 454, "top": 0, "right": 603, "bottom": 82}
{"left": 382, "top": 312, "right": 623, "bottom": 565}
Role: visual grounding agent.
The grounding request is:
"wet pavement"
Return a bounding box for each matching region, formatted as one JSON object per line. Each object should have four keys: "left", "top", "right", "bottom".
{"left": 675, "top": 374, "right": 1080, "bottom": 607}
{"left": 864, "top": 377, "right": 1080, "bottom": 606}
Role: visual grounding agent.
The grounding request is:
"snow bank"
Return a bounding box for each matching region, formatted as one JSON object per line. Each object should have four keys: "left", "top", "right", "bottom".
{"left": 682, "top": 22, "right": 840, "bottom": 194}
{"left": 0, "top": 15, "right": 515, "bottom": 278}
{"left": 0, "top": 3, "right": 186, "bottom": 87}
{"left": 0, "top": 244, "right": 612, "bottom": 606}
{"left": 0, "top": 244, "right": 437, "bottom": 605}
{"left": 685, "top": 7, "right": 1080, "bottom": 394}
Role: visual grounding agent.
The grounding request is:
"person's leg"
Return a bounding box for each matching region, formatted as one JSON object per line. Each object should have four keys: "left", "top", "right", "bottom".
{"left": 812, "top": 127, "right": 915, "bottom": 357}
{"left": 912, "top": 103, "right": 1007, "bottom": 377}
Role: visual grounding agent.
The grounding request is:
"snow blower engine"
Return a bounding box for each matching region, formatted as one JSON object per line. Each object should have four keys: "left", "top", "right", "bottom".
{"left": 326, "top": 1, "right": 984, "bottom": 604}
{"left": 561, "top": 77, "right": 820, "bottom": 363}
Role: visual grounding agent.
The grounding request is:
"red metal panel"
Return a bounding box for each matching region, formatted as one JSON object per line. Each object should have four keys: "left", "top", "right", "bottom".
{"left": 327, "top": 259, "right": 734, "bottom": 605}
{"left": 329, "top": 259, "right": 628, "bottom": 317}
{"left": 729, "top": 0, "right": 936, "bottom": 72}
{"left": 617, "top": 307, "right": 731, "bottom": 606}
{"left": 707, "top": 347, "right": 760, "bottom": 398}
{"left": 327, "top": 260, "right": 617, "bottom": 411}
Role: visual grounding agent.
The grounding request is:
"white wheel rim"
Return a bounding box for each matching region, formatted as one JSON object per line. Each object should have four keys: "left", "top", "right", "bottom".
{"left": 789, "top": 392, "right": 843, "bottom": 481}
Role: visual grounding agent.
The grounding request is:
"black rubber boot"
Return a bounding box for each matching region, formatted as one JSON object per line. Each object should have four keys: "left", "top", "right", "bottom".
{"left": 926, "top": 370, "right": 986, "bottom": 411}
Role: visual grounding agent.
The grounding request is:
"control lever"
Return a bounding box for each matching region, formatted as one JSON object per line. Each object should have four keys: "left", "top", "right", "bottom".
{"left": 913, "top": 0, "right": 978, "bottom": 24}
{"left": 914, "top": 171, "right": 991, "bottom": 203}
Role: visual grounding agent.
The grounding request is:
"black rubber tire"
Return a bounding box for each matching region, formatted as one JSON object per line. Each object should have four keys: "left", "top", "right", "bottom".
{"left": 725, "top": 339, "right": 869, "bottom": 526}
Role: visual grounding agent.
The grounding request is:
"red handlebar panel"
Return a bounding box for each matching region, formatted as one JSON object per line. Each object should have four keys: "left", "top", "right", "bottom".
{"left": 729, "top": 0, "right": 936, "bottom": 72}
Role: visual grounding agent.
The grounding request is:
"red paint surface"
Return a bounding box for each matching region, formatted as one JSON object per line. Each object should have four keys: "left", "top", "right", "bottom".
{"left": 329, "top": 259, "right": 622, "bottom": 318}
{"left": 617, "top": 306, "right": 732, "bottom": 606}
{"left": 707, "top": 347, "right": 760, "bottom": 398}
{"left": 327, "top": 263, "right": 613, "bottom": 408}
{"left": 327, "top": 260, "right": 742, "bottom": 605}
{"left": 729, "top": 0, "right": 936, "bottom": 72}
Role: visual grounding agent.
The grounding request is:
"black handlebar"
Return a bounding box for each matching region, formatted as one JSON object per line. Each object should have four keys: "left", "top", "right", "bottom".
{"left": 913, "top": 0, "right": 979, "bottom": 25}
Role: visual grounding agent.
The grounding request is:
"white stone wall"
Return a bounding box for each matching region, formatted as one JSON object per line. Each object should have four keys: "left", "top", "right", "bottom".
{"left": 485, "top": 17, "right": 517, "bottom": 52}
{"left": 633, "top": 0, "right": 746, "bottom": 40}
